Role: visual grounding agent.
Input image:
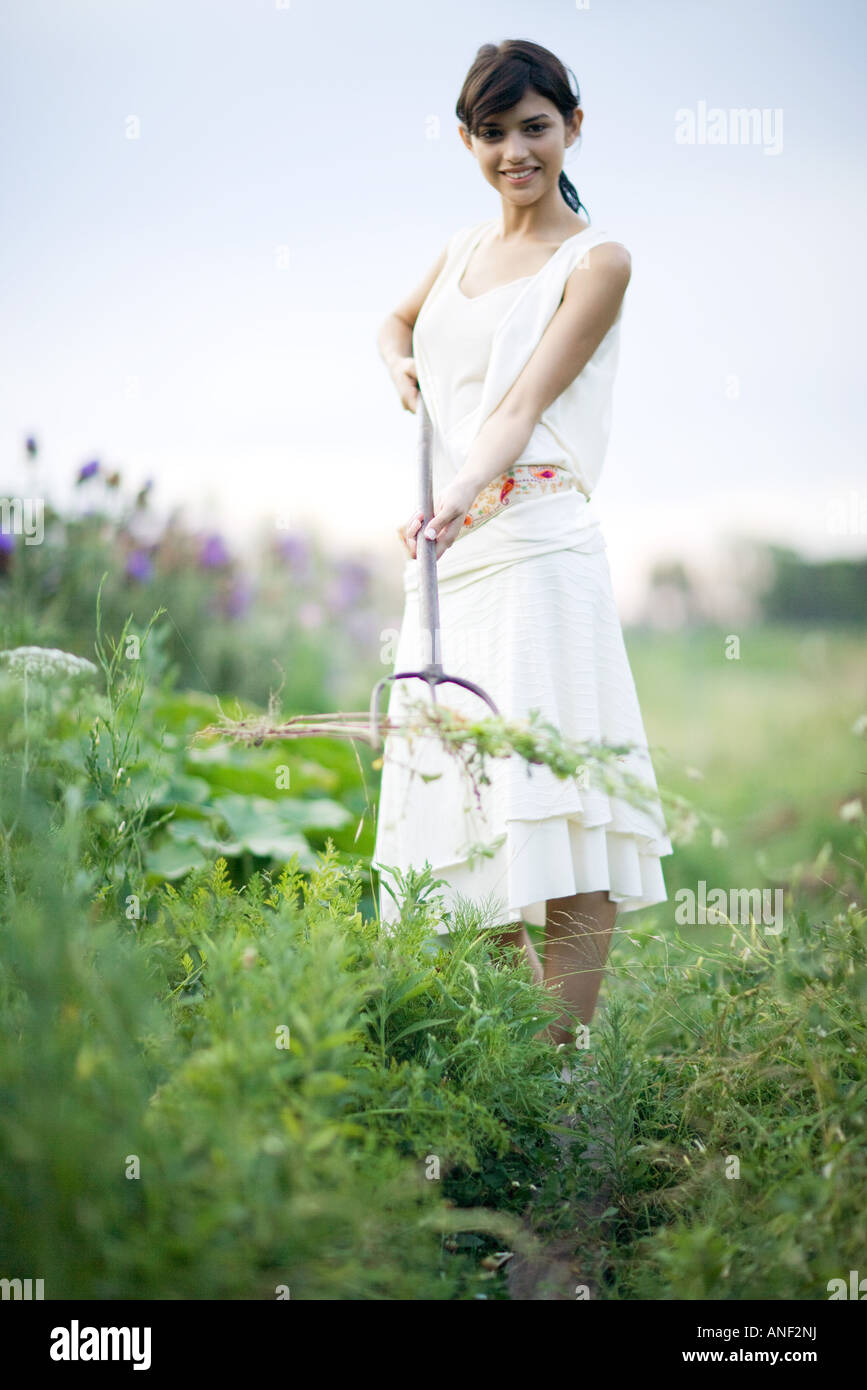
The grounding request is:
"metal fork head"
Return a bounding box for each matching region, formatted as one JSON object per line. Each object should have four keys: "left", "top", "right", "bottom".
{"left": 368, "top": 669, "right": 499, "bottom": 749}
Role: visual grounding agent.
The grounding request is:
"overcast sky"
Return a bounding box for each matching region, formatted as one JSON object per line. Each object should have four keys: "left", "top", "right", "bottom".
{"left": 2, "top": 0, "right": 865, "bottom": 616}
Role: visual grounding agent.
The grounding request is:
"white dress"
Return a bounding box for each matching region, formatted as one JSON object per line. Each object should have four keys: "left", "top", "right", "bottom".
{"left": 372, "top": 217, "right": 673, "bottom": 932}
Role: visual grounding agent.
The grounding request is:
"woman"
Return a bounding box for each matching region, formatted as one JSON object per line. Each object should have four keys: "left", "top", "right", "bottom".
{"left": 371, "top": 40, "right": 673, "bottom": 1046}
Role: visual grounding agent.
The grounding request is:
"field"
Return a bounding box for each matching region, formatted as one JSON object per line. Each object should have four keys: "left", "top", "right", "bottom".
{"left": 626, "top": 624, "right": 865, "bottom": 911}
{"left": 1, "top": 498, "right": 865, "bottom": 1299}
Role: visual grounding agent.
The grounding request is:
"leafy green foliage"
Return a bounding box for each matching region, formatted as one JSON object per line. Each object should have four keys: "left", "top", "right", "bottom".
{"left": 1, "top": 576, "right": 866, "bottom": 1299}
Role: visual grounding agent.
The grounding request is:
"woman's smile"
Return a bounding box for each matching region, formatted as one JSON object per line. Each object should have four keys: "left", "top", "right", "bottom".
{"left": 501, "top": 166, "right": 540, "bottom": 184}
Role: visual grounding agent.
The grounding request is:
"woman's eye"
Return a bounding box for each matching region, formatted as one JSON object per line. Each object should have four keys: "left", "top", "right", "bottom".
{"left": 480, "top": 125, "right": 548, "bottom": 138}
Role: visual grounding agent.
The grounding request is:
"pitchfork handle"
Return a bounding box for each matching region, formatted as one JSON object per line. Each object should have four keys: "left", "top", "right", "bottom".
{"left": 416, "top": 392, "right": 442, "bottom": 676}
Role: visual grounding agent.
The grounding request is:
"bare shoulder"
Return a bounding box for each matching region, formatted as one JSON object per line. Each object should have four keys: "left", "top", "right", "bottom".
{"left": 562, "top": 239, "right": 631, "bottom": 308}
{"left": 585, "top": 239, "right": 632, "bottom": 280}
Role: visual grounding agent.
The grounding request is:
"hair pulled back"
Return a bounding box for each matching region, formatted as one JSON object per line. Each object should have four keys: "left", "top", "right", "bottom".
{"left": 455, "top": 39, "right": 588, "bottom": 218}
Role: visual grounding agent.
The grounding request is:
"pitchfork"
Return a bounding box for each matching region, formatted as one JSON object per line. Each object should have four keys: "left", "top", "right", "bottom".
{"left": 368, "top": 390, "right": 500, "bottom": 748}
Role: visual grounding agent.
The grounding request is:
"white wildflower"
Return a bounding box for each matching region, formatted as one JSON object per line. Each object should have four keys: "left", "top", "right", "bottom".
{"left": 0, "top": 646, "right": 99, "bottom": 681}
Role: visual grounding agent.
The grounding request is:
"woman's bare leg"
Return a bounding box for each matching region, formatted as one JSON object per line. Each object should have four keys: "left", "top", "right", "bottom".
{"left": 489, "top": 923, "right": 544, "bottom": 985}
{"left": 543, "top": 890, "right": 618, "bottom": 1043}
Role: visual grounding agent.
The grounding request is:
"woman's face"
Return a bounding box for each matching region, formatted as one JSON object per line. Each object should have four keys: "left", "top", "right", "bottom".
{"left": 459, "top": 89, "right": 582, "bottom": 202}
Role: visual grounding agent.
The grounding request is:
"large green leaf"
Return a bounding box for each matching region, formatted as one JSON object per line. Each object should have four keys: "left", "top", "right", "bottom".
{"left": 145, "top": 839, "right": 210, "bottom": 880}
{"left": 185, "top": 752, "right": 340, "bottom": 799}
{"left": 164, "top": 820, "right": 243, "bottom": 855}
{"left": 162, "top": 813, "right": 316, "bottom": 868}
{"left": 210, "top": 792, "right": 351, "bottom": 839}
{"left": 127, "top": 769, "right": 213, "bottom": 808}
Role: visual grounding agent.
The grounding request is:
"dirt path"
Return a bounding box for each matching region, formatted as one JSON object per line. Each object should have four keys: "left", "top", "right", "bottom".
{"left": 506, "top": 1075, "right": 615, "bottom": 1300}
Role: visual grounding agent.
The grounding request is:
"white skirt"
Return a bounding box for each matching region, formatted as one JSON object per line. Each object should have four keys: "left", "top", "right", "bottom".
{"left": 372, "top": 492, "right": 673, "bottom": 933}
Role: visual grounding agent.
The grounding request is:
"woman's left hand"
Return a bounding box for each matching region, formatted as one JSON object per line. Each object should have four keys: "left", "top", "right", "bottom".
{"left": 420, "top": 478, "right": 478, "bottom": 559}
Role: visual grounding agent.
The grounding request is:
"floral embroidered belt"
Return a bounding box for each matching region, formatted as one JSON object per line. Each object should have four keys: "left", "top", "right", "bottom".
{"left": 457, "top": 463, "right": 580, "bottom": 539}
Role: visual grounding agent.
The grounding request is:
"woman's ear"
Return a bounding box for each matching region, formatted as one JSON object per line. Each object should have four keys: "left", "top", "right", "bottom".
{"left": 564, "top": 108, "right": 583, "bottom": 150}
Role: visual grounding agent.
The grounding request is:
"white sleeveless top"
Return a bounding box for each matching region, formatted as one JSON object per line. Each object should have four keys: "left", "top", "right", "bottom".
{"left": 412, "top": 218, "right": 624, "bottom": 505}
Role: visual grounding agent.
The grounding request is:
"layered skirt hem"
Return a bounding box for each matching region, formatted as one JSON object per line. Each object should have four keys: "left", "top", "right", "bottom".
{"left": 375, "top": 813, "right": 669, "bottom": 933}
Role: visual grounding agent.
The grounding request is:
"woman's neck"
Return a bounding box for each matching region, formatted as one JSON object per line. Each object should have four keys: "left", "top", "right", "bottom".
{"left": 497, "top": 191, "right": 588, "bottom": 246}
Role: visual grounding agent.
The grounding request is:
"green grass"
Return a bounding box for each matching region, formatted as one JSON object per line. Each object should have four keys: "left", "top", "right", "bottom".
{"left": 1, "top": 617, "right": 865, "bottom": 1300}
{"left": 625, "top": 623, "right": 865, "bottom": 906}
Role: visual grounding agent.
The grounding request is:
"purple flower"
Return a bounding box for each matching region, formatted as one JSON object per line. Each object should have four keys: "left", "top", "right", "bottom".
{"left": 0, "top": 529, "right": 14, "bottom": 576}
{"left": 223, "top": 576, "right": 254, "bottom": 619}
{"left": 125, "top": 549, "right": 154, "bottom": 583}
{"left": 276, "top": 532, "right": 312, "bottom": 577}
{"left": 199, "top": 532, "right": 230, "bottom": 568}
{"left": 25, "top": 436, "right": 38, "bottom": 458}
{"left": 77, "top": 459, "right": 100, "bottom": 483}
{"left": 326, "top": 558, "right": 370, "bottom": 613}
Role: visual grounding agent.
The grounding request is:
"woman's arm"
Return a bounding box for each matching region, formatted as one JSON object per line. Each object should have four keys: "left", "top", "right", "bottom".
{"left": 377, "top": 241, "right": 449, "bottom": 412}
{"left": 421, "top": 241, "right": 632, "bottom": 553}
{"left": 386, "top": 239, "right": 454, "bottom": 555}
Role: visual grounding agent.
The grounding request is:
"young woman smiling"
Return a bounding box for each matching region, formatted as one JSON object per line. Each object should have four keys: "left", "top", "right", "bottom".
{"left": 372, "top": 40, "right": 672, "bottom": 1052}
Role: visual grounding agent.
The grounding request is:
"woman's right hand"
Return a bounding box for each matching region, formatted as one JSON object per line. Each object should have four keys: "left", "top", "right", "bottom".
{"left": 396, "top": 507, "right": 424, "bottom": 558}
{"left": 390, "top": 355, "right": 419, "bottom": 413}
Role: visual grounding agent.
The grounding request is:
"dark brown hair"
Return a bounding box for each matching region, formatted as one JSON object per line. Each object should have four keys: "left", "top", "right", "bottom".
{"left": 455, "top": 39, "right": 588, "bottom": 218}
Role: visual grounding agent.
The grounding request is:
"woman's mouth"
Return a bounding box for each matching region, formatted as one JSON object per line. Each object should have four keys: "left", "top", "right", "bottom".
{"left": 501, "top": 167, "right": 539, "bottom": 184}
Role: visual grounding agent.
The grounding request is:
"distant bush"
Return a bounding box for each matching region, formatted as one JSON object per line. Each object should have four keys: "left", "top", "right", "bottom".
{"left": 758, "top": 545, "right": 867, "bottom": 625}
